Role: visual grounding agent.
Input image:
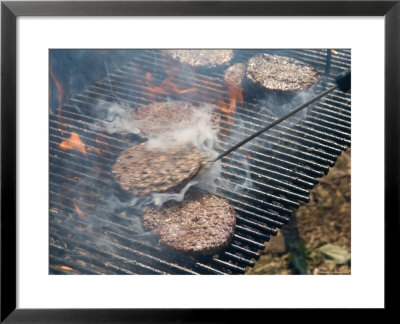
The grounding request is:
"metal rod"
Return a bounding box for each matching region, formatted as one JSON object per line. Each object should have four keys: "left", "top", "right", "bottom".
{"left": 325, "top": 49, "right": 332, "bottom": 75}
{"left": 213, "top": 83, "right": 339, "bottom": 162}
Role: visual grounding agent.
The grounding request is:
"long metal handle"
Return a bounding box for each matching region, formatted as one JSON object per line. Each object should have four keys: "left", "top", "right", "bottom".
{"left": 213, "top": 69, "right": 350, "bottom": 162}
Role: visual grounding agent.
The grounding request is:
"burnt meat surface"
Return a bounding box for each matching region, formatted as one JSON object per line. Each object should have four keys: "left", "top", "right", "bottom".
{"left": 112, "top": 143, "right": 203, "bottom": 196}
{"left": 165, "top": 49, "right": 234, "bottom": 68}
{"left": 143, "top": 190, "right": 237, "bottom": 255}
{"left": 246, "top": 54, "right": 319, "bottom": 91}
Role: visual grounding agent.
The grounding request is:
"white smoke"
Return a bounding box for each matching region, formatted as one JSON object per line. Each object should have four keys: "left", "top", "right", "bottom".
{"left": 91, "top": 101, "right": 141, "bottom": 135}
{"left": 144, "top": 103, "right": 218, "bottom": 152}
{"left": 258, "top": 85, "right": 320, "bottom": 122}
{"left": 144, "top": 103, "right": 221, "bottom": 206}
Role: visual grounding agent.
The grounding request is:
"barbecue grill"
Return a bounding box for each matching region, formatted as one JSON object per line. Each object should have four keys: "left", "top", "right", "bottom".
{"left": 49, "top": 49, "right": 351, "bottom": 275}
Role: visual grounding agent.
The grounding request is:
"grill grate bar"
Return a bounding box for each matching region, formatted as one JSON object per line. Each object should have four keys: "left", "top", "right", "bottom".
{"left": 60, "top": 88, "right": 336, "bottom": 174}
{"left": 229, "top": 244, "right": 260, "bottom": 260}
{"left": 223, "top": 251, "right": 255, "bottom": 267}
{"left": 309, "top": 109, "right": 351, "bottom": 127}
{"left": 50, "top": 158, "right": 292, "bottom": 232}
{"left": 91, "top": 70, "right": 351, "bottom": 143}
{"left": 67, "top": 83, "right": 348, "bottom": 163}
{"left": 51, "top": 188, "right": 274, "bottom": 260}
{"left": 216, "top": 186, "right": 293, "bottom": 217}
{"left": 50, "top": 141, "right": 310, "bottom": 214}
{"left": 221, "top": 202, "right": 289, "bottom": 227}
{"left": 237, "top": 103, "right": 351, "bottom": 147}
{"left": 216, "top": 136, "right": 331, "bottom": 174}
{"left": 194, "top": 263, "right": 226, "bottom": 275}
{"left": 52, "top": 110, "right": 326, "bottom": 186}
{"left": 49, "top": 255, "right": 110, "bottom": 275}
{"left": 50, "top": 246, "right": 136, "bottom": 275}
{"left": 211, "top": 258, "right": 246, "bottom": 274}
{"left": 131, "top": 50, "right": 351, "bottom": 108}
{"left": 122, "top": 51, "right": 350, "bottom": 101}
{"left": 313, "top": 104, "right": 351, "bottom": 121}
{"left": 235, "top": 215, "right": 278, "bottom": 235}
{"left": 76, "top": 86, "right": 338, "bottom": 171}
{"left": 306, "top": 114, "right": 351, "bottom": 135}
{"left": 50, "top": 231, "right": 167, "bottom": 275}
{"left": 88, "top": 59, "right": 351, "bottom": 132}
{"left": 290, "top": 49, "right": 350, "bottom": 71}
{"left": 235, "top": 225, "right": 271, "bottom": 241}
{"left": 223, "top": 157, "right": 311, "bottom": 195}
{"left": 51, "top": 113, "right": 319, "bottom": 191}
{"left": 233, "top": 234, "right": 266, "bottom": 250}
{"left": 220, "top": 168, "right": 307, "bottom": 206}
{"left": 90, "top": 75, "right": 350, "bottom": 153}
{"left": 217, "top": 142, "right": 325, "bottom": 178}
{"left": 51, "top": 211, "right": 203, "bottom": 274}
{"left": 50, "top": 188, "right": 269, "bottom": 268}
{"left": 49, "top": 149, "right": 296, "bottom": 222}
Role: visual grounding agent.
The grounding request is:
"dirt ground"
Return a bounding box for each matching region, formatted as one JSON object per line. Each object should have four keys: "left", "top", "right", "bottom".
{"left": 246, "top": 147, "right": 351, "bottom": 275}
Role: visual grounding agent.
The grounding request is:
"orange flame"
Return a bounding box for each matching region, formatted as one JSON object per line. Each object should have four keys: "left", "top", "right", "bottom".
{"left": 222, "top": 84, "right": 243, "bottom": 115}
{"left": 54, "top": 265, "right": 74, "bottom": 271}
{"left": 73, "top": 201, "right": 85, "bottom": 219}
{"left": 218, "top": 82, "right": 243, "bottom": 136}
{"left": 145, "top": 72, "right": 168, "bottom": 98}
{"left": 87, "top": 147, "right": 103, "bottom": 155}
{"left": 59, "top": 132, "right": 87, "bottom": 156}
{"left": 160, "top": 78, "right": 197, "bottom": 95}
{"left": 50, "top": 68, "right": 65, "bottom": 125}
{"left": 145, "top": 62, "right": 197, "bottom": 100}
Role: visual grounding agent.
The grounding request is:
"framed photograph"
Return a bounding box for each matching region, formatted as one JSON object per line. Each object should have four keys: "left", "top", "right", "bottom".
{"left": 1, "top": 0, "right": 397, "bottom": 321}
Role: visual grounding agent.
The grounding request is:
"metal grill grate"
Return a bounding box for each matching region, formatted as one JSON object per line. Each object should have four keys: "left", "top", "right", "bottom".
{"left": 49, "top": 49, "right": 351, "bottom": 274}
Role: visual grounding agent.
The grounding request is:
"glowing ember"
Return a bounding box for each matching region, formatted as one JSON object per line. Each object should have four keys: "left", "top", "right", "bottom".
{"left": 73, "top": 201, "right": 85, "bottom": 219}
{"left": 87, "top": 147, "right": 103, "bottom": 155}
{"left": 54, "top": 265, "right": 74, "bottom": 271}
{"left": 59, "top": 132, "right": 87, "bottom": 156}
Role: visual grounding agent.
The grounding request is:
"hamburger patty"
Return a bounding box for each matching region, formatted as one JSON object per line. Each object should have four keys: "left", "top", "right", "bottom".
{"left": 112, "top": 143, "right": 203, "bottom": 196}
{"left": 143, "top": 190, "right": 237, "bottom": 255}
{"left": 165, "top": 49, "right": 234, "bottom": 68}
{"left": 224, "top": 63, "right": 246, "bottom": 88}
{"left": 130, "top": 101, "right": 219, "bottom": 136}
{"left": 246, "top": 54, "right": 319, "bottom": 91}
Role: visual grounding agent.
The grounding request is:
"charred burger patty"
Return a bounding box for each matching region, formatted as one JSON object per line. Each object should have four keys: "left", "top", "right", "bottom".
{"left": 112, "top": 143, "right": 203, "bottom": 196}
{"left": 224, "top": 63, "right": 246, "bottom": 88}
{"left": 165, "top": 49, "right": 234, "bottom": 68}
{"left": 130, "top": 101, "right": 219, "bottom": 136}
{"left": 143, "top": 190, "right": 236, "bottom": 255}
{"left": 246, "top": 53, "right": 319, "bottom": 91}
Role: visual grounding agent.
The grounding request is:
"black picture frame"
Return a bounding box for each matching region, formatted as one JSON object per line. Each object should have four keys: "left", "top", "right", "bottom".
{"left": 1, "top": 0, "right": 398, "bottom": 321}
